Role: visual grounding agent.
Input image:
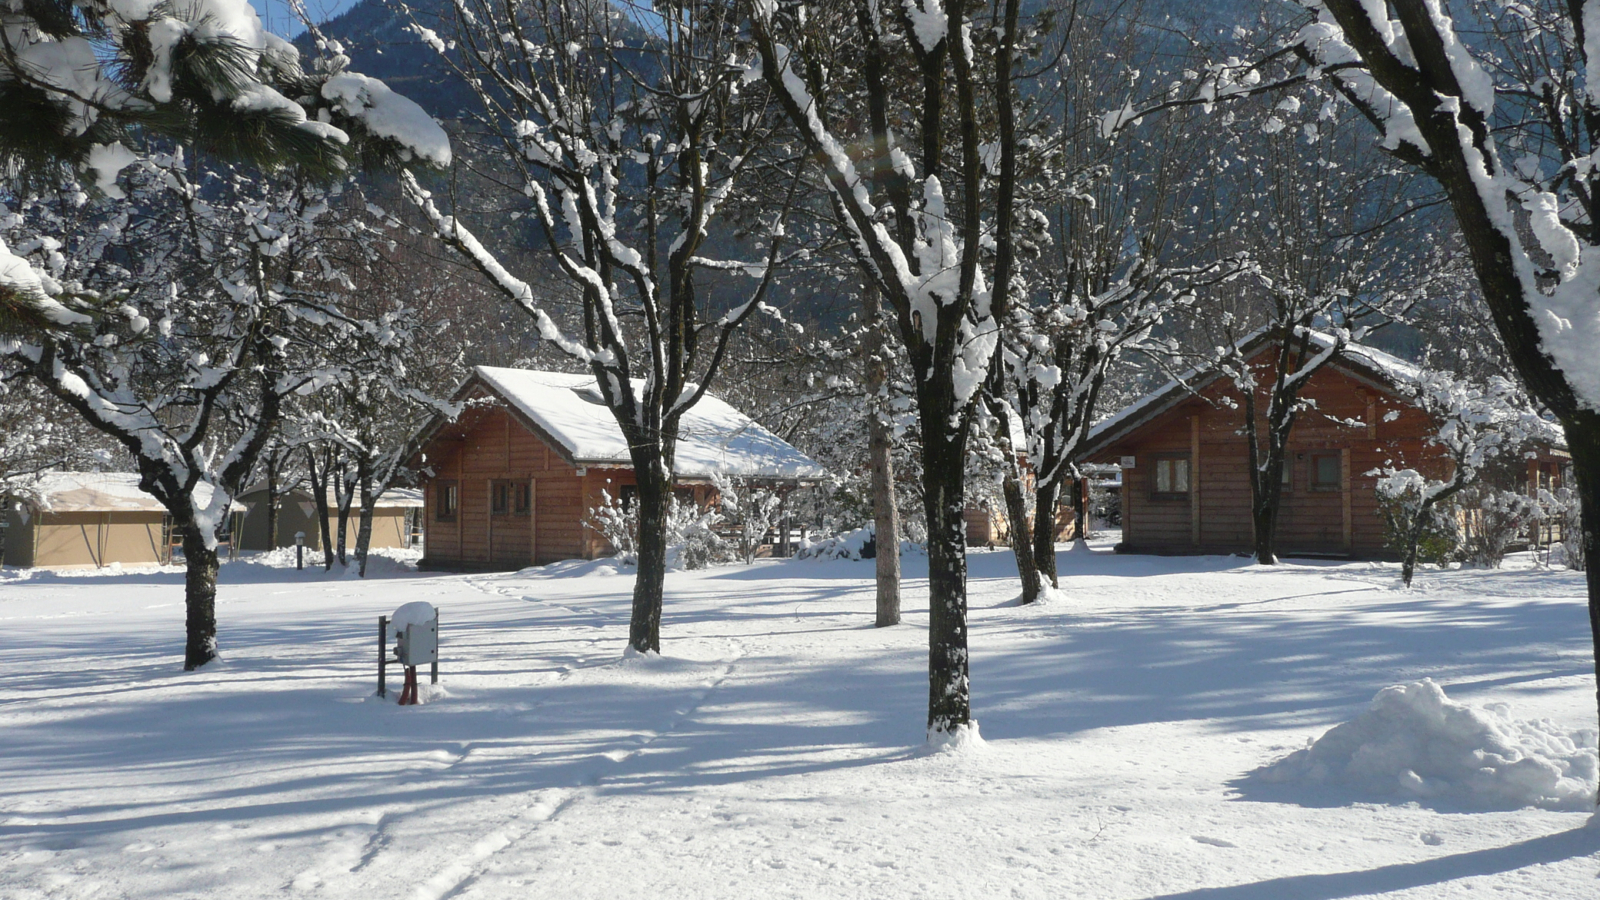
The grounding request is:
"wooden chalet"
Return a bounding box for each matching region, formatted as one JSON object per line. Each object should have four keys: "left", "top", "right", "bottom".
{"left": 412, "top": 368, "right": 826, "bottom": 570}
{"left": 1079, "top": 333, "right": 1568, "bottom": 558}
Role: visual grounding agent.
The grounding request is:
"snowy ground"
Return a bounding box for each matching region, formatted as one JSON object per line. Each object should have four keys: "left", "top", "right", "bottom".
{"left": 1, "top": 539, "right": 1597, "bottom": 899}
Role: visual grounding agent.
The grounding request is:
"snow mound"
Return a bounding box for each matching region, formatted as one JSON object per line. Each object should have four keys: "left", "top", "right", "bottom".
{"left": 523, "top": 558, "right": 629, "bottom": 578}
{"left": 1255, "top": 679, "right": 1598, "bottom": 810}
{"left": 925, "top": 721, "right": 987, "bottom": 756}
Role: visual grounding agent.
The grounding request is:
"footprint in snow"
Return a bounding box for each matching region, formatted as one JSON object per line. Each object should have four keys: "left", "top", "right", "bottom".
{"left": 1192, "top": 836, "right": 1237, "bottom": 848}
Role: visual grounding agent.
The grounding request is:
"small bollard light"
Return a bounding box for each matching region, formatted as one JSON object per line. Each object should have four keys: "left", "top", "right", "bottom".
{"left": 295, "top": 530, "right": 305, "bottom": 570}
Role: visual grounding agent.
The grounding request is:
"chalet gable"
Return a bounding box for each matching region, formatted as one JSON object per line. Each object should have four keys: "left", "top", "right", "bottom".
{"left": 1081, "top": 331, "right": 1423, "bottom": 460}
{"left": 415, "top": 367, "right": 825, "bottom": 483}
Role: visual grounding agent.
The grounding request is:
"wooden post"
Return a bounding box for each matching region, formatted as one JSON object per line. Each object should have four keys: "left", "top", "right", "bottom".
{"left": 430, "top": 609, "right": 439, "bottom": 685}
{"left": 1122, "top": 458, "right": 1133, "bottom": 547}
{"left": 1527, "top": 459, "right": 1542, "bottom": 547}
{"left": 486, "top": 478, "right": 495, "bottom": 564}
{"left": 778, "top": 489, "right": 790, "bottom": 557}
{"left": 377, "top": 615, "right": 388, "bottom": 698}
{"left": 1190, "top": 415, "right": 1201, "bottom": 546}
{"left": 1341, "top": 448, "right": 1353, "bottom": 553}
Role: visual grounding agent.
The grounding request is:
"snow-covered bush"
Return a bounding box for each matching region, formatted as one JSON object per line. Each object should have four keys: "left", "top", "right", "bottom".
{"left": 1376, "top": 479, "right": 1458, "bottom": 571}
{"left": 587, "top": 489, "right": 639, "bottom": 562}
{"left": 1456, "top": 487, "right": 1539, "bottom": 570}
{"left": 666, "top": 505, "right": 725, "bottom": 572}
{"left": 1371, "top": 372, "right": 1545, "bottom": 585}
{"left": 1540, "top": 487, "right": 1586, "bottom": 572}
{"left": 796, "top": 526, "right": 876, "bottom": 561}
{"left": 712, "top": 474, "right": 783, "bottom": 565}
{"left": 588, "top": 490, "right": 725, "bottom": 570}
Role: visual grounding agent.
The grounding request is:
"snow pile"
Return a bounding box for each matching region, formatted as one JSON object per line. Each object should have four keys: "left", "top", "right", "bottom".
{"left": 1255, "top": 679, "right": 1598, "bottom": 810}
{"left": 925, "top": 721, "right": 986, "bottom": 756}
{"left": 795, "top": 526, "right": 875, "bottom": 561}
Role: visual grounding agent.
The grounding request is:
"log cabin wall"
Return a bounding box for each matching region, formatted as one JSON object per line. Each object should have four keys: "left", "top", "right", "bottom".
{"left": 419, "top": 403, "right": 639, "bottom": 570}
{"left": 1096, "top": 350, "right": 1447, "bottom": 558}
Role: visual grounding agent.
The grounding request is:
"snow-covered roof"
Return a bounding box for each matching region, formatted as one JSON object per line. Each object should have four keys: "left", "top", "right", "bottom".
{"left": 237, "top": 484, "right": 425, "bottom": 509}
{"left": 1081, "top": 331, "right": 1429, "bottom": 458}
{"left": 12, "top": 472, "right": 243, "bottom": 514}
{"left": 465, "top": 368, "right": 827, "bottom": 481}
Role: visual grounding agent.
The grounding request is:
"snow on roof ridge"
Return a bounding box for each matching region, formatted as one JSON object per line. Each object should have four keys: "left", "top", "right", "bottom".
{"left": 467, "top": 366, "right": 827, "bottom": 480}
{"left": 1084, "top": 329, "right": 1424, "bottom": 452}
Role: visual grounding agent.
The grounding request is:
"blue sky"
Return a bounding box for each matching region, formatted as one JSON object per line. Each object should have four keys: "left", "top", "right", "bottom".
{"left": 256, "top": 0, "right": 361, "bottom": 38}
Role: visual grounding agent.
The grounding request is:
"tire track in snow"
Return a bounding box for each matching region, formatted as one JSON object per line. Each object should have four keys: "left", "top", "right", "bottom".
{"left": 409, "top": 789, "right": 574, "bottom": 900}
{"left": 399, "top": 640, "right": 748, "bottom": 899}
{"left": 591, "top": 646, "right": 745, "bottom": 770}
{"left": 465, "top": 575, "right": 627, "bottom": 629}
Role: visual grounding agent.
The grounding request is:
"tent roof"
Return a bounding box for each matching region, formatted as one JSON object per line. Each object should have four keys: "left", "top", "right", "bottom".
{"left": 11, "top": 472, "right": 243, "bottom": 514}
{"left": 236, "top": 484, "right": 425, "bottom": 509}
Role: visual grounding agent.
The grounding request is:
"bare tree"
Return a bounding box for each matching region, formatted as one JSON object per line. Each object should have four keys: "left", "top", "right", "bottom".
{"left": 405, "top": 0, "right": 801, "bottom": 653}
{"left": 749, "top": 0, "right": 1043, "bottom": 737}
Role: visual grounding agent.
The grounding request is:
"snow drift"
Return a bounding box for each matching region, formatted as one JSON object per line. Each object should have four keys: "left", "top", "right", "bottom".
{"left": 1254, "top": 679, "right": 1598, "bottom": 810}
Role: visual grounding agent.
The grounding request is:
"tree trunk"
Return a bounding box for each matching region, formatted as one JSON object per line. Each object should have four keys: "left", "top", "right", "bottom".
{"left": 1401, "top": 522, "right": 1421, "bottom": 587}
{"left": 335, "top": 473, "right": 352, "bottom": 566}
{"left": 629, "top": 458, "right": 671, "bottom": 654}
{"left": 182, "top": 524, "right": 220, "bottom": 670}
{"left": 355, "top": 459, "right": 375, "bottom": 578}
{"left": 304, "top": 447, "right": 334, "bottom": 569}
{"left": 1003, "top": 470, "right": 1041, "bottom": 603}
{"left": 919, "top": 387, "right": 972, "bottom": 736}
{"left": 1034, "top": 478, "right": 1061, "bottom": 588}
{"left": 1563, "top": 420, "right": 1600, "bottom": 768}
{"left": 1074, "top": 475, "right": 1088, "bottom": 543}
{"left": 864, "top": 286, "right": 901, "bottom": 627}
{"left": 264, "top": 456, "right": 279, "bottom": 553}
{"left": 870, "top": 427, "right": 902, "bottom": 626}
{"left": 1251, "top": 491, "right": 1282, "bottom": 566}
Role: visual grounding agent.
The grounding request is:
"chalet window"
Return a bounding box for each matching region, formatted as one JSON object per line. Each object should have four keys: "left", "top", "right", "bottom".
{"left": 514, "top": 482, "right": 531, "bottom": 516}
{"left": 1311, "top": 453, "right": 1342, "bottom": 491}
{"left": 491, "top": 481, "right": 514, "bottom": 515}
{"left": 1281, "top": 460, "right": 1292, "bottom": 491}
{"left": 1152, "top": 455, "right": 1190, "bottom": 498}
{"left": 437, "top": 481, "right": 458, "bottom": 520}
{"left": 620, "top": 485, "right": 637, "bottom": 512}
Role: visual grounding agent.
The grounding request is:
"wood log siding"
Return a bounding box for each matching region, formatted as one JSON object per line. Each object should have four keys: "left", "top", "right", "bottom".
{"left": 418, "top": 405, "right": 639, "bottom": 569}
{"left": 1092, "top": 350, "right": 1454, "bottom": 557}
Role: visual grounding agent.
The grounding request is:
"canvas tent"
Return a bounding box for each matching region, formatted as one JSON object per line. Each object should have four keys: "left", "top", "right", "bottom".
{"left": 232, "top": 485, "right": 424, "bottom": 552}
{"left": 0, "top": 473, "right": 240, "bottom": 569}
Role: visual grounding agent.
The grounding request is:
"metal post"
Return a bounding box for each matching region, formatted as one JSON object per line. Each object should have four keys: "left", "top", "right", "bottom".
{"left": 377, "top": 615, "right": 388, "bottom": 697}
{"left": 430, "top": 609, "right": 439, "bottom": 684}
{"left": 295, "top": 530, "right": 305, "bottom": 570}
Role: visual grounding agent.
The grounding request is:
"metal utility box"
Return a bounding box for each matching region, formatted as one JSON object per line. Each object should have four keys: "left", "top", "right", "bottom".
{"left": 378, "top": 604, "right": 440, "bottom": 699}
{"left": 398, "top": 620, "right": 438, "bottom": 667}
